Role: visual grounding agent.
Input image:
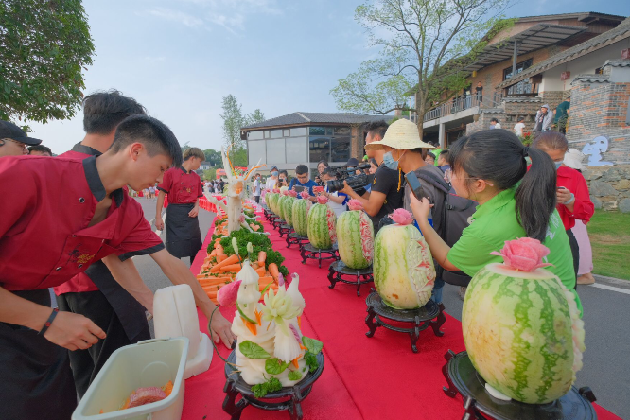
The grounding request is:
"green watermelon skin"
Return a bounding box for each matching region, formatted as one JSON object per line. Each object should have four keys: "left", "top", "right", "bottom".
{"left": 267, "top": 193, "right": 279, "bottom": 215}
{"left": 276, "top": 195, "right": 288, "bottom": 220}
{"left": 307, "top": 203, "right": 336, "bottom": 249}
{"left": 282, "top": 197, "right": 295, "bottom": 226}
{"left": 463, "top": 263, "right": 584, "bottom": 404}
{"left": 337, "top": 210, "right": 374, "bottom": 269}
{"left": 373, "top": 223, "right": 435, "bottom": 309}
{"left": 292, "top": 199, "right": 309, "bottom": 236}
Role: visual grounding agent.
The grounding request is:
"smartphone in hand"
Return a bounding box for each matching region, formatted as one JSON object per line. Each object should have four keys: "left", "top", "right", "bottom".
{"left": 405, "top": 171, "right": 430, "bottom": 201}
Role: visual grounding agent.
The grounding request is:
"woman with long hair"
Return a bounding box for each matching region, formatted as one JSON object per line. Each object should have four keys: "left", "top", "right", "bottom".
{"left": 409, "top": 129, "right": 582, "bottom": 315}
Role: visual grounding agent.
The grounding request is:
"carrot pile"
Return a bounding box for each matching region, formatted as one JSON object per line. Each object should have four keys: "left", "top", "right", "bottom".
{"left": 199, "top": 240, "right": 280, "bottom": 305}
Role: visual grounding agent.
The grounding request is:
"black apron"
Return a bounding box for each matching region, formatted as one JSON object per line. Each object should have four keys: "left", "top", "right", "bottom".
{"left": 165, "top": 202, "right": 202, "bottom": 258}
{"left": 0, "top": 290, "right": 77, "bottom": 420}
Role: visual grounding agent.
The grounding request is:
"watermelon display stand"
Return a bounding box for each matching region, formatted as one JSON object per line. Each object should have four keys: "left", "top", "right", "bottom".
{"left": 442, "top": 350, "right": 598, "bottom": 420}
{"left": 327, "top": 260, "right": 374, "bottom": 296}
{"left": 279, "top": 223, "right": 293, "bottom": 237}
{"left": 300, "top": 243, "right": 339, "bottom": 269}
{"left": 365, "top": 290, "right": 446, "bottom": 353}
{"left": 262, "top": 204, "right": 273, "bottom": 221}
{"left": 286, "top": 232, "right": 308, "bottom": 249}
{"left": 271, "top": 217, "right": 285, "bottom": 230}
{"left": 222, "top": 350, "right": 325, "bottom": 420}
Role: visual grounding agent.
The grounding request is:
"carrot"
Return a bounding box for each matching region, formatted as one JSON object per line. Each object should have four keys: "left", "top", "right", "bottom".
{"left": 217, "top": 254, "right": 228, "bottom": 262}
{"left": 163, "top": 380, "right": 173, "bottom": 396}
{"left": 198, "top": 277, "right": 231, "bottom": 285}
{"left": 121, "top": 396, "right": 131, "bottom": 410}
{"left": 244, "top": 321, "right": 257, "bottom": 336}
{"left": 257, "top": 276, "right": 274, "bottom": 284}
{"left": 255, "top": 267, "right": 266, "bottom": 277}
{"left": 291, "top": 358, "right": 299, "bottom": 369}
{"left": 220, "top": 264, "right": 243, "bottom": 272}
{"left": 257, "top": 251, "right": 266, "bottom": 267}
{"left": 211, "top": 254, "right": 239, "bottom": 272}
{"left": 205, "top": 291, "right": 219, "bottom": 299}
{"left": 268, "top": 263, "right": 279, "bottom": 281}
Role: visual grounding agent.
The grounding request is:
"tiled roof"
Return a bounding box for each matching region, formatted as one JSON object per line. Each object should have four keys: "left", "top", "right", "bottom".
{"left": 242, "top": 112, "right": 394, "bottom": 130}
{"left": 570, "top": 74, "right": 610, "bottom": 84}
{"left": 498, "top": 17, "right": 630, "bottom": 88}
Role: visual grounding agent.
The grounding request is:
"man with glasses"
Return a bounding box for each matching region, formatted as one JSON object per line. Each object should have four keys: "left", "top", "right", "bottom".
{"left": 289, "top": 164, "right": 317, "bottom": 201}
{"left": 0, "top": 120, "right": 43, "bottom": 157}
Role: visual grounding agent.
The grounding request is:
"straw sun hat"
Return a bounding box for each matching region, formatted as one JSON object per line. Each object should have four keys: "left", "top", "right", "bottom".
{"left": 364, "top": 118, "right": 434, "bottom": 150}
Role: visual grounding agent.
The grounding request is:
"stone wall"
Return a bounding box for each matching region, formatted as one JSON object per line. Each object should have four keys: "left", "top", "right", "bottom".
{"left": 583, "top": 165, "right": 630, "bottom": 213}
{"left": 465, "top": 109, "right": 505, "bottom": 135}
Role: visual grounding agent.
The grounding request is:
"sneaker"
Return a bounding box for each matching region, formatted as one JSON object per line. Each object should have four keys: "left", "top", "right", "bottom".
{"left": 458, "top": 287, "right": 466, "bottom": 301}
{"left": 577, "top": 273, "right": 595, "bottom": 285}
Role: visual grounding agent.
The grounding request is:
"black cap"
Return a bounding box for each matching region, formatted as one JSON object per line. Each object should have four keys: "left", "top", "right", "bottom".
{"left": 345, "top": 158, "right": 360, "bottom": 167}
{"left": 0, "top": 120, "right": 43, "bottom": 146}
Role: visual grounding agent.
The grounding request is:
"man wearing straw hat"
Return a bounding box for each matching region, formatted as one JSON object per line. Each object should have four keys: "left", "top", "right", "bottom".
{"left": 365, "top": 119, "right": 452, "bottom": 303}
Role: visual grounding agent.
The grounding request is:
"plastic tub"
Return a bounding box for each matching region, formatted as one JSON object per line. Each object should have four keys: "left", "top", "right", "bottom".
{"left": 72, "top": 337, "right": 189, "bottom": 420}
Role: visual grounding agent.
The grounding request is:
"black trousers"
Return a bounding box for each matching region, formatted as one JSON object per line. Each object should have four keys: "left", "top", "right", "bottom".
{"left": 567, "top": 229, "right": 580, "bottom": 289}
{"left": 0, "top": 290, "right": 77, "bottom": 420}
{"left": 254, "top": 195, "right": 260, "bottom": 203}
{"left": 57, "top": 290, "right": 150, "bottom": 397}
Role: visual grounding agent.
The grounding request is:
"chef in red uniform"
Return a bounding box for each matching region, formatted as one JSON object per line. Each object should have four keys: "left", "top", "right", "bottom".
{"left": 0, "top": 115, "right": 233, "bottom": 420}
{"left": 155, "top": 147, "right": 204, "bottom": 263}
{"left": 53, "top": 91, "right": 156, "bottom": 398}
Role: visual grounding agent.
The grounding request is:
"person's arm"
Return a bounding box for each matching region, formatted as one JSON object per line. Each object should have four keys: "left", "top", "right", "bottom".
{"left": 188, "top": 198, "right": 200, "bottom": 218}
{"left": 409, "top": 195, "right": 459, "bottom": 271}
{"left": 0, "top": 287, "right": 106, "bottom": 351}
{"left": 149, "top": 249, "right": 235, "bottom": 346}
{"left": 102, "top": 255, "right": 156, "bottom": 313}
{"left": 342, "top": 184, "right": 385, "bottom": 217}
{"left": 155, "top": 190, "right": 166, "bottom": 230}
{"left": 324, "top": 191, "right": 345, "bottom": 204}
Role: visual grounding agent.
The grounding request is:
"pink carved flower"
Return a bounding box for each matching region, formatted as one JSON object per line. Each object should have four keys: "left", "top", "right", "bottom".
{"left": 289, "top": 324, "right": 302, "bottom": 345}
{"left": 348, "top": 200, "right": 363, "bottom": 211}
{"left": 288, "top": 190, "right": 298, "bottom": 198}
{"left": 317, "top": 196, "right": 328, "bottom": 204}
{"left": 491, "top": 237, "right": 552, "bottom": 272}
{"left": 313, "top": 186, "right": 325, "bottom": 194}
{"left": 238, "top": 215, "right": 246, "bottom": 224}
{"left": 277, "top": 272, "right": 285, "bottom": 287}
{"left": 300, "top": 191, "right": 310, "bottom": 199}
{"left": 273, "top": 188, "right": 280, "bottom": 194}
{"left": 282, "top": 190, "right": 289, "bottom": 196}
{"left": 217, "top": 280, "right": 241, "bottom": 307}
{"left": 390, "top": 208, "right": 413, "bottom": 225}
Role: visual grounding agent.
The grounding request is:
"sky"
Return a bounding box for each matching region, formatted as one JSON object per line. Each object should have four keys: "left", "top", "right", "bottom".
{"left": 28, "top": 0, "right": 630, "bottom": 155}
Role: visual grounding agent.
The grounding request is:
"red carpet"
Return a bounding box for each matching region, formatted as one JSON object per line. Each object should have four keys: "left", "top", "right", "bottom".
{"left": 182, "top": 215, "right": 621, "bottom": 420}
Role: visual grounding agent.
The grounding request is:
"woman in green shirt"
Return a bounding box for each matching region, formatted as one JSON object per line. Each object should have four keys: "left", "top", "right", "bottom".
{"left": 409, "top": 130, "right": 582, "bottom": 315}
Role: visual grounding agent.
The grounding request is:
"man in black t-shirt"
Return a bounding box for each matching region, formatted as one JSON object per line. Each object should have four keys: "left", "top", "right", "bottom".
{"left": 341, "top": 120, "right": 405, "bottom": 231}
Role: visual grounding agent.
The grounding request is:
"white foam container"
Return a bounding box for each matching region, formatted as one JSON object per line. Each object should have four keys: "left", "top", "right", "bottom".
{"left": 72, "top": 337, "right": 189, "bottom": 420}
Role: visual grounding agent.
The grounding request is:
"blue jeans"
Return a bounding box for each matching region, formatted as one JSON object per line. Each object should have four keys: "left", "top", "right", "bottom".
{"left": 430, "top": 276, "right": 445, "bottom": 304}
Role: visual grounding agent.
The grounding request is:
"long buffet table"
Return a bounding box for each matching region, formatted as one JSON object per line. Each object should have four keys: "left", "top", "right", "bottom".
{"left": 181, "top": 213, "right": 621, "bottom": 420}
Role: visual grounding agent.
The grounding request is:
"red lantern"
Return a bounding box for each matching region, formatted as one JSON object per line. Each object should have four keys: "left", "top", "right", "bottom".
{"left": 560, "top": 72, "right": 570, "bottom": 81}
{"left": 622, "top": 48, "right": 630, "bottom": 60}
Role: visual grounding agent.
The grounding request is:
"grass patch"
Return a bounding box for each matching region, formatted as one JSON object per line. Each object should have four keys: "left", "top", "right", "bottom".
{"left": 588, "top": 210, "right": 630, "bottom": 280}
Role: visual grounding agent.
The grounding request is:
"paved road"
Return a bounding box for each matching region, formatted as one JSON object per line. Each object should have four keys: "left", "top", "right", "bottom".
{"left": 133, "top": 198, "right": 630, "bottom": 419}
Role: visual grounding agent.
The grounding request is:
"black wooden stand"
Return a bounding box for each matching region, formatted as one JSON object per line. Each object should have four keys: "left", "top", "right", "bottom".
{"left": 327, "top": 260, "right": 374, "bottom": 296}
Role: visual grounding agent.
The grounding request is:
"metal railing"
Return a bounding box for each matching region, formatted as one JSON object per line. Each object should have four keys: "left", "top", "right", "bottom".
{"left": 421, "top": 93, "right": 504, "bottom": 122}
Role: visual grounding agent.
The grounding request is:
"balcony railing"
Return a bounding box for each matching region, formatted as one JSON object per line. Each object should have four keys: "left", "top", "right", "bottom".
{"left": 421, "top": 93, "right": 504, "bottom": 123}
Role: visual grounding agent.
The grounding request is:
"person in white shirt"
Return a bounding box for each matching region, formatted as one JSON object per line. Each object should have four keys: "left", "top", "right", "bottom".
{"left": 265, "top": 165, "right": 279, "bottom": 190}
{"left": 489, "top": 118, "right": 501, "bottom": 129}
{"left": 514, "top": 116, "right": 526, "bottom": 137}
{"left": 253, "top": 173, "right": 262, "bottom": 203}
{"left": 321, "top": 168, "right": 348, "bottom": 217}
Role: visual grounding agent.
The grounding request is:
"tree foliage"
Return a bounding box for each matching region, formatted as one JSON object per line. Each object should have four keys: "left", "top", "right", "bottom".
{"left": 203, "top": 148, "right": 222, "bottom": 166}
{"left": 203, "top": 167, "right": 218, "bottom": 180}
{"left": 331, "top": 0, "right": 514, "bottom": 135}
{"left": 245, "top": 109, "right": 265, "bottom": 126}
{"left": 0, "top": 0, "right": 95, "bottom": 126}
{"left": 220, "top": 94, "right": 245, "bottom": 149}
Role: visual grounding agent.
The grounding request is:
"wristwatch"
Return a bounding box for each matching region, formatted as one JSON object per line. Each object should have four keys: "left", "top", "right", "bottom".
{"left": 563, "top": 193, "right": 575, "bottom": 205}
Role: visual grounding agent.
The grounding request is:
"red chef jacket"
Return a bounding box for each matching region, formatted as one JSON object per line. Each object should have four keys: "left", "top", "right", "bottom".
{"left": 0, "top": 155, "right": 162, "bottom": 291}
{"left": 157, "top": 166, "right": 203, "bottom": 204}
{"left": 54, "top": 143, "right": 164, "bottom": 295}
{"left": 556, "top": 165, "right": 594, "bottom": 230}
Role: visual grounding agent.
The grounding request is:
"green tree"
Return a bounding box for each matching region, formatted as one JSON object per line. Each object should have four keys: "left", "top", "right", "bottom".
{"left": 0, "top": 0, "right": 95, "bottom": 126}
{"left": 220, "top": 94, "right": 245, "bottom": 149}
{"left": 203, "top": 148, "right": 222, "bottom": 166}
{"left": 245, "top": 109, "right": 265, "bottom": 126}
{"left": 330, "top": 0, "right": 514, "bottom": 137}
{"left": 231, "top": 147, "right": 248, "bottom": 167}
{"left": 203, "top": 167, "right": 217, "bottom": 180}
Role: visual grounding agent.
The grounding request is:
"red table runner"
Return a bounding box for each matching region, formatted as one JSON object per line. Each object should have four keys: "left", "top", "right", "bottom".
{"left": 182, "top": 215, "right": 621, "bottom": 420}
